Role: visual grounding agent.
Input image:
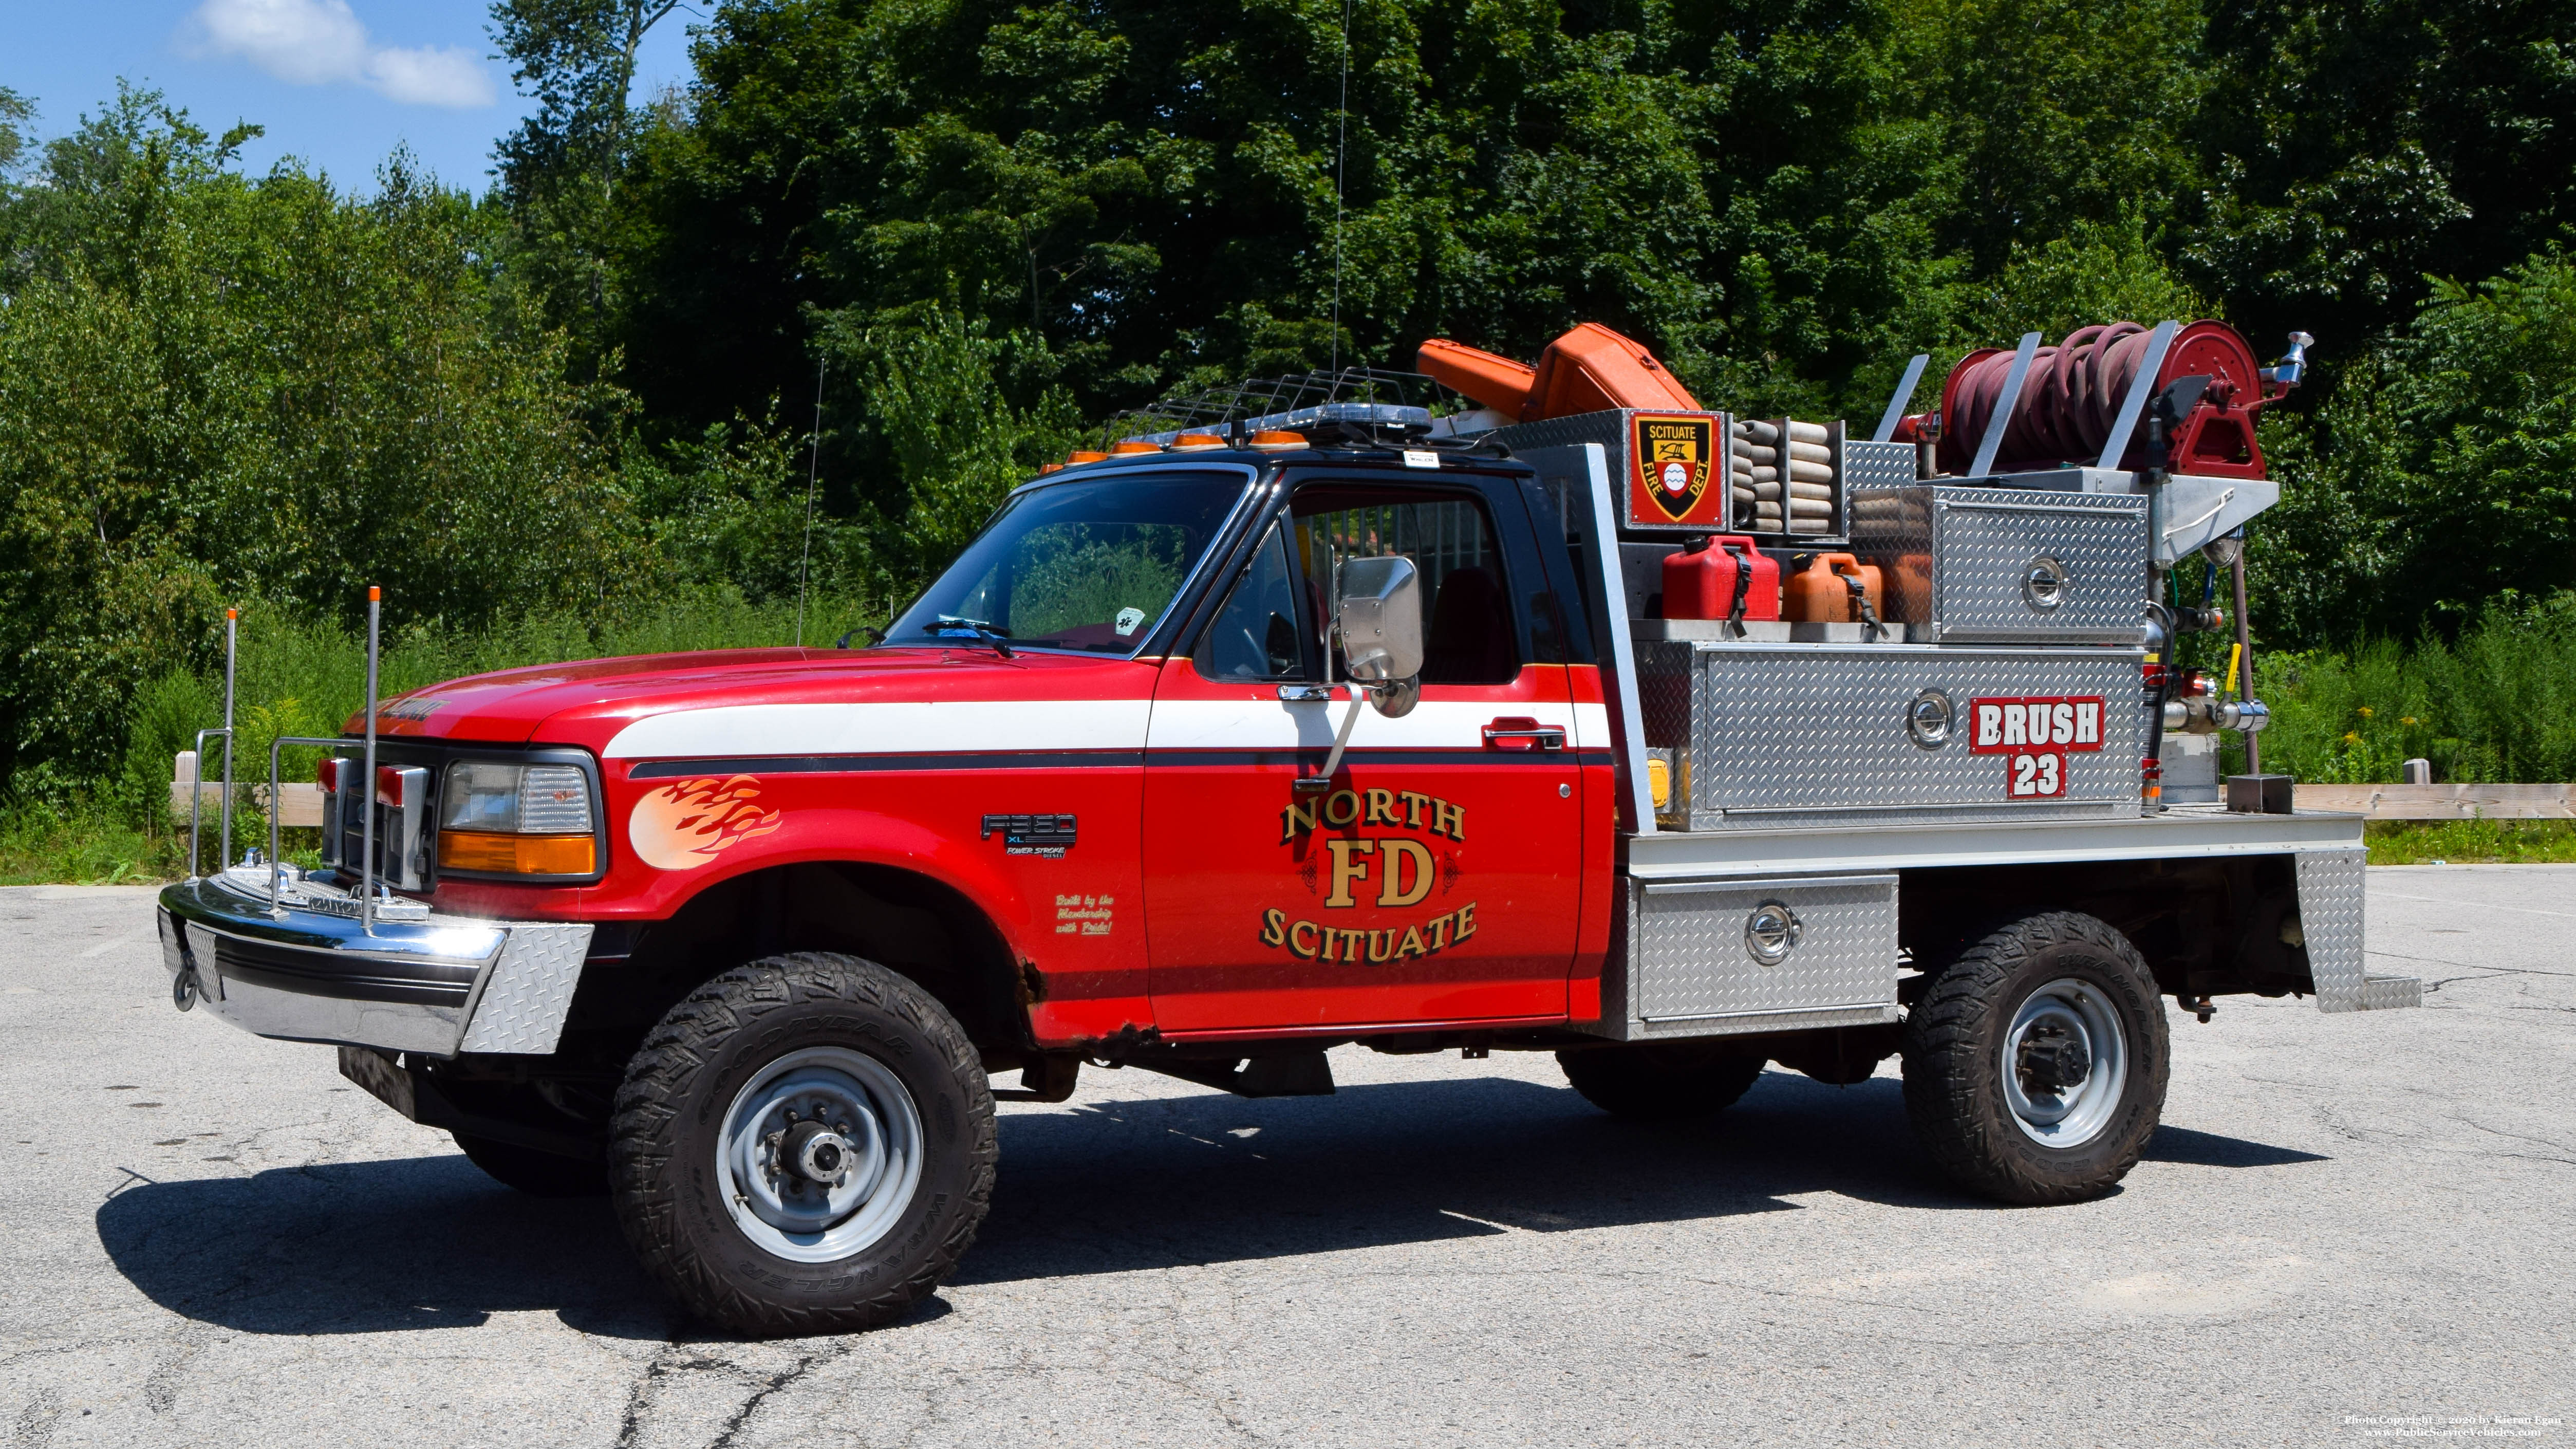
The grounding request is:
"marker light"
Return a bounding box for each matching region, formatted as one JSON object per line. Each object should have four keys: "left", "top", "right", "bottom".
{"left": 1170, "top": 433, "right": 1227, "bottom": 451}
{"left": 1248, "top": 430, "right": 1307, "bottom": 451}
{"left": 1110, "top": 440, "right": 1163, "bottom": 455}
{"left": 1066, "top": 450, "right": 1109, "bottom": 465}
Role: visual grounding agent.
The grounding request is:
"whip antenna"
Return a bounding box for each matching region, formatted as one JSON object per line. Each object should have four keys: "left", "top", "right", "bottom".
{"left": 795, "top": 355, "right": 826, "bottom": 647}
{"left": 1329, "top": 0, "right": 1350, "bottom": 372}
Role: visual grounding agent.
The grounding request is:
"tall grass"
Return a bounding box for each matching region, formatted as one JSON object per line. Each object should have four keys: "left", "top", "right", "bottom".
{"left": 0, "top": 585, "right": 887, "bottom": 881}
{"left": 2254, "top": 592, "right": 2576, "bottom": 784}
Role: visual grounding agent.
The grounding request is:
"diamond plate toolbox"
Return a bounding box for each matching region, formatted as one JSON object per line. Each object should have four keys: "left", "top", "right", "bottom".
{"left": 1639, "top": 640, "right": 2149, "bottom": 829}
{"left": 1612, "top": 873, "right": 1899, "bottom": 1039}
{"left": 1849, "top": 485, "right": 2147, "bottom": 645}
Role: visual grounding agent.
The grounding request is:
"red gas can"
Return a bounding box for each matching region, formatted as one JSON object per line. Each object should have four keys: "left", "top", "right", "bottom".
{"left": 1662, "top": 535, "right": 1781, "bottom": 622}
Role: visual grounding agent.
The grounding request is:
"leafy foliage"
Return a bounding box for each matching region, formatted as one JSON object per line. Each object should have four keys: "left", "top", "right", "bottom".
{"left": 4, "top": 0, "right": 2576, "bottom": 838}
{"left": 2255, "top": 252, "right": 2576, "bottom": 641}
{"left": 0, "top": 90, "right": 646, "bottom": 780}
{"left": 2256, "top": 592, "right": 2576, "bottom": 785}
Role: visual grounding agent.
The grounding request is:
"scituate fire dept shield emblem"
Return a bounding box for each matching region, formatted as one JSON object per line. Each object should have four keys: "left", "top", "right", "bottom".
{"left": 1632, "top": 414, "right": 1714, "bottom": 522}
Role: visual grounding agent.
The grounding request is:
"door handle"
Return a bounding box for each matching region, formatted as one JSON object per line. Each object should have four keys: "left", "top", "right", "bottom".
{"left": 1482, "top": 716, "right": 1566, "bottom": 752}
{"left": 1278, "top": 684, "right": 1333, "bottom": 702}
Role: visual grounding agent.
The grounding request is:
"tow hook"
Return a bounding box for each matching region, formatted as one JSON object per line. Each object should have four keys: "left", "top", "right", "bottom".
{"left": 2184, "top": 994, "right": 2216, "bottom": 1024}
{"left": 172, "top": 968, "right": 199, "bottom": 1012}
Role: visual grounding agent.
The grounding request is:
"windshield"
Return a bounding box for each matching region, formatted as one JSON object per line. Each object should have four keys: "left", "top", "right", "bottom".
{"left": 884, "top": 470, "right": 1251, "bottom": 655}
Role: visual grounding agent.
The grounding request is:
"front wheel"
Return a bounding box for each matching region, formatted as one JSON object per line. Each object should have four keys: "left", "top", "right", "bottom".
{"left": 608, "top": 953, "right": 996, "bottom": 1336}
{"left": 1901, "top": 912, "right": 2169, "bottom": 1205}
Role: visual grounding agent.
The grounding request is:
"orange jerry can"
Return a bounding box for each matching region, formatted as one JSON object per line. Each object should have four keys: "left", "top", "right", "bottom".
{"left": 1782, "top": 553, "right": 1886, "bottom": 623}
{"left": 1662, "top": 535, "right": 1781, "bottom": 621}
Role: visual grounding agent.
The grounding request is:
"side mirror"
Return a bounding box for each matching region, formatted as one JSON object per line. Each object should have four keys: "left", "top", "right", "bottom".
{"left": 1336, "top": 555, "right": 1424, "bottom": 712}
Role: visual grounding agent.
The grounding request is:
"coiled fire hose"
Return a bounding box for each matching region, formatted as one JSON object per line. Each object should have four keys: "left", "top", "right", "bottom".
{"left": 1936, "top": 322, "right": 2155, "bottom": 474}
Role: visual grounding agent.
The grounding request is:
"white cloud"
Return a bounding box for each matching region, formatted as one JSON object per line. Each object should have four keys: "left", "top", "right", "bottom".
{"left": 182, "top": 0, "right": 496, "bottom": 109}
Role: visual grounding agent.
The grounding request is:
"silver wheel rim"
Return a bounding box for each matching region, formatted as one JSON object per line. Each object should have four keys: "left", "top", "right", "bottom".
{"left": 717, "top": 1045, "right": 925, "bottom": 1264}
{"left": 2000, "top": 977, "right": 2128, "bottom": 1149}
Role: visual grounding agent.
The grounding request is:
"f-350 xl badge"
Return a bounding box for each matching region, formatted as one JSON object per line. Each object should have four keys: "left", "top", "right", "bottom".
{"left": 981, "top": 814, "right": 1076, "bottom": 858}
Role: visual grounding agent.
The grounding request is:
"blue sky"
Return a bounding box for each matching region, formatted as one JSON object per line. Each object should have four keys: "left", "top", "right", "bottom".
{"left": 2, "top": 0, "right": 700, "bottom": 194}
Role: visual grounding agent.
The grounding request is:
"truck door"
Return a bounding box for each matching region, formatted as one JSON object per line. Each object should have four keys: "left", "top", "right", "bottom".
{"left": 1142, "top": 472, "right": 1588, "bottom": 1032}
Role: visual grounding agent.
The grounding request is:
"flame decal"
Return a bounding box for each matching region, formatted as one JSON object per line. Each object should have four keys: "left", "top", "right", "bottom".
{"left": 628, "top": 774, "right": 783, "bottom": 871}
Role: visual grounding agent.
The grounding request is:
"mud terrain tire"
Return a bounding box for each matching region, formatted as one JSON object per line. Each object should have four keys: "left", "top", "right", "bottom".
{"left": 608, "top": 952, "right": 996, "bottom": 1336}
{"left": 1901, "top": 911, "right": 2169, "bottom": 1205}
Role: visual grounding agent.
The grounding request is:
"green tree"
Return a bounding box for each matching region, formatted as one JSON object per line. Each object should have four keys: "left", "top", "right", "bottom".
{"left": 2188, "top": 0, "right": 2576, "bottom": 356}
{"left": 0, "top": 90, "right": 645, "bottom": 782}
{"left": 2254, "top": 251, "right": 2576, "bottom": 644}
{"left": 490, "top": 0, "right": 685, "bottom": 371}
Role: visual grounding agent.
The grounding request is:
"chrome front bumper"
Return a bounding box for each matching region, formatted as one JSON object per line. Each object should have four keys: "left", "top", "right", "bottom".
{"left": 157, "top": 871, "right": 594, "bottom": 1057}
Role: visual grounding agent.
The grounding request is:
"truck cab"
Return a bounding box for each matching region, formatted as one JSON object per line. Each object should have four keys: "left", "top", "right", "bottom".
{"left": 157, "top": 344, "right": 2416, "bottom": 1337}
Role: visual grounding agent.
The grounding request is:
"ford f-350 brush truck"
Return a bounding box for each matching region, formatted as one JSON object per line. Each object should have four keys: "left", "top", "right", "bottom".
{"left": 157, "top": 322, "right": 2413, "bottom": 1335}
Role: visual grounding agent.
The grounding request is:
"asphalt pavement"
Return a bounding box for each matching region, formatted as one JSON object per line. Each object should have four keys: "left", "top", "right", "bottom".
{"left": 1, "top": 869, "right": 2569, "bottom": 1447}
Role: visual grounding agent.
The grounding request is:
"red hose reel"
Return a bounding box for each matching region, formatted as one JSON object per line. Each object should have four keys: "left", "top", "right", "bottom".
{"left": 1914, "top": 321, "right": 2284, "bottom": 480}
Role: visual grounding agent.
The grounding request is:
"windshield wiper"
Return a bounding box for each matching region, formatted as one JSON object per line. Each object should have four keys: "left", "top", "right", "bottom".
{"left": 920, "top": 618, "right": 1015, "bottom": 658}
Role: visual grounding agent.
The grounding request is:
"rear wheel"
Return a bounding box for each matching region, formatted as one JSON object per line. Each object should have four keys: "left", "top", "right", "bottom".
{"left": 1557, "top": 1041, "right": 1768, "bottom": 1121}
{"left": 452, "top": 1132, "right": 606, "bottom": 1198}
{"left": 608, "top": 952, "right": 996, "bottom": 1336}
{"left": 1901, "top": 911, "right": 2169, "bottom": 1204}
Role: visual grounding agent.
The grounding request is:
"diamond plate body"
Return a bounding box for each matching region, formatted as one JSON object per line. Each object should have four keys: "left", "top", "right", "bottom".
{"left": 2294, "top": 848, "right": 2384, "bottom": 1014}
{"left": 1840, "top": 439, "right": 1915, "bottom": 491}
{"left": 1597, "top": 874, "right": 1897, "bottom": 1039}
{"left": 459, "top": 922, "right": 595, "bottom": 1053}
{"left": 1672, "top": 642, "right": 2147, "bottom": 828}
{"left": 1850, "top": 485, "right": 2148, "bottom": 645}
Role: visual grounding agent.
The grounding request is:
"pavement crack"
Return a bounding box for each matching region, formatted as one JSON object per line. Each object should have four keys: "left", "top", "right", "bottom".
{"left": 11, "top": 1386, "right": 61, "bottom": 1449}
{"left": 612, "top": 1340, "right": 721, "bottom": 1449}
{"left": 705, "top": 1345, "right": 850, "bottom": 1449}
{"left": 141, "top": 1328, "right": 208, "bottom": 1415}
{"left": 2444, "top": 1114, "right": 2576, "bottom": 1164}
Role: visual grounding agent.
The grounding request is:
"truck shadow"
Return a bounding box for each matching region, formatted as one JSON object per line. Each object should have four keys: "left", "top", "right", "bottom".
{"left": 93, "top": 1071, "right": 2320, "bottom": 1337}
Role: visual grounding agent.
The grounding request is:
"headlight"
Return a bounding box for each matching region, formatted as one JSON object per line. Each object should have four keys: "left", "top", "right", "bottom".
{"left": 436, "top": 762, "right": 598, "bottom": 875}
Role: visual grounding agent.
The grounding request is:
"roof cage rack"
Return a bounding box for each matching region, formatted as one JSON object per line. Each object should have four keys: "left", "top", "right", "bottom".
{"left": 1102, "top": 367, "right": 1460, "bottom": 448}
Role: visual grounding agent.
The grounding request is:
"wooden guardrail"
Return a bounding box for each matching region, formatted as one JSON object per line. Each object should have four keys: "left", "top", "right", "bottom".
{"left": 2292, "top": 784, "right": 2576, "bottom": 820}
{"left": 169, "top": 751, "right": 325, "bottom": 828}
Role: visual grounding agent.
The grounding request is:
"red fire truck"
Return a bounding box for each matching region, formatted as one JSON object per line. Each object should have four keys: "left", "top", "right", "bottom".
{"left": 157, "top": 322, "right": 2413, "bottom": 1335}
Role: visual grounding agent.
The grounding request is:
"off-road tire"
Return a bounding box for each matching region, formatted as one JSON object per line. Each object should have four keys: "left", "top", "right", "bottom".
{"left": 1901, "top": 911, "right": 2169, "bottom": 1205}
{"left": 453, "top": 1132, "right": 607, "bottom": 1198}
{"left": 1557, "top": 1041, "right": 1768, "bottom": 1121}
{"left": 608, "top": 952, "right": 996, "bottom": 1336}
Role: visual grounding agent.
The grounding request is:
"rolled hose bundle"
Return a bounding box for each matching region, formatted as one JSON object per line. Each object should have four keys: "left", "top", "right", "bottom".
{"left": 1738, "top": 418, "right": 1835, "bottom": 528}
{"left": 1733, "top": 418, "right": 1834, "bottom": 528}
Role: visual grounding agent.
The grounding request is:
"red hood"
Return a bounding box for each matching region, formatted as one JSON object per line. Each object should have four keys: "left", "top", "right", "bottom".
{"left": 351, "top": 646, "right": 1146, "bottom": 752}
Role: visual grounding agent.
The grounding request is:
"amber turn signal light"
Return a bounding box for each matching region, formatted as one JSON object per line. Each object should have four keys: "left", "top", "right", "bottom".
{"left": 437, "top": 831, "right": 596, "bottom": 875}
